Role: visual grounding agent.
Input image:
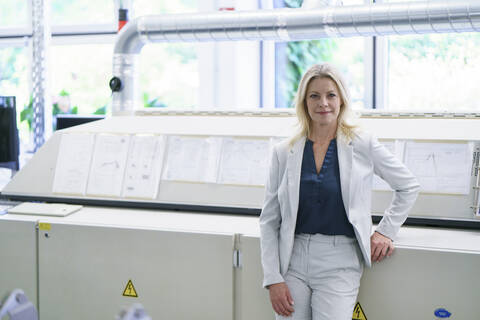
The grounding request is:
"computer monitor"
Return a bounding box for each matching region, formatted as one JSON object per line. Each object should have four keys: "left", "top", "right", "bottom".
{"left": 55, "top": 114, "right": 104, "bottom": 130}
{"left": 0, "top": 96, "right": 19, "bottom": 171}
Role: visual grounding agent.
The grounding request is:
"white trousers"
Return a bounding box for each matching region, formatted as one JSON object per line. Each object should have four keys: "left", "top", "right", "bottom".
{"left": 276, "top": 233, "right": 364, "bottom": 320}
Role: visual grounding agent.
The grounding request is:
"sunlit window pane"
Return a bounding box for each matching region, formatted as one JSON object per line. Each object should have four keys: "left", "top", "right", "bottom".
{"left": 278, "top": 0, "right": 366, "bottom": 109}
{"left": 134, "top": 0, "right": 197, "bottom": 16}
{"left": 50, "top": 43, "right": 112, "bottom": 114}
{"left": 140, "top": 44, "right": 198, "bottom": 108}
{"left": 0, "top": 1, "right": 28, "bottom": 28}
{"left": 278, "top": 38, "right": 365, "bottom": 109}
{"left": 387, "top": 33, "right": 480, "bottom": 111}
{"left": 51, "top": 0, "right": 115, "bottom": 25}
{"left": 134, "top": 0, "right": 199, "bottom": 109}
{"left": 0, "top": 45, "right": 30, "bottom": 147}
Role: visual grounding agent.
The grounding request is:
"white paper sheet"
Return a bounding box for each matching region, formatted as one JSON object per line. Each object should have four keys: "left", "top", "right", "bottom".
{"left": 373, "top": 140, "right": 405, "bottom": 191}
{"left": 122, "top": 135, "right": 166, "bottom": 199}
{"left": 404, "top": 141, "right": 473, "bottom": 194}
{"left": 162, "top": 136, "right": 223, "bottom": 183}
{"left": 53, "top": 133, "right": 95, "bottom": 195}
{"left": 86, "top": 134, "right": 131, "bottom": 197}
{"left": 218, "top": 138, "right": 271, "bottom": 186}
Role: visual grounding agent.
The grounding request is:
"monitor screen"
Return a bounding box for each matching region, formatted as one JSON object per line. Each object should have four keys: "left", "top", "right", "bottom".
{"left": 0, "top": 96, "right": 19, "bottom": 169}
{"left": 55, "top": 114, "right": 104, "bottom": 130}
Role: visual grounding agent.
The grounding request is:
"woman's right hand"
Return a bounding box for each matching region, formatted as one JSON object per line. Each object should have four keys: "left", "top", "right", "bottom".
{"left": 268, "top": 282, "right": 295, "bottom": 317}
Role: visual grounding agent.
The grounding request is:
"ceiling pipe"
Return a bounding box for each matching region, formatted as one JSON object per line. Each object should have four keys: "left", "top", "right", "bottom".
{"left": 111, "top": 0, "right": 480, "bottom": 115}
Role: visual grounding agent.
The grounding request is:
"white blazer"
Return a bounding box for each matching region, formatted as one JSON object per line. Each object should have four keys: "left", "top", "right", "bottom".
{"left": 259, "top": 131, "right": 420, "bottom": 288}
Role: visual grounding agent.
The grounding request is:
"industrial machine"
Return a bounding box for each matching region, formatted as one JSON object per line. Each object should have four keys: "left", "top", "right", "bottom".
{"left": 2, "top": 1, "right": 480, "bottom": 319}
{"left": 1, "top": 112, "right": 479, "bottom": 320}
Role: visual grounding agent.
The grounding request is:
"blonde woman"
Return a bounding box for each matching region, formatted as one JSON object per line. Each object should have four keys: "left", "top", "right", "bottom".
{"left": 260, "top": 63, "right": 419, "bottom": 320}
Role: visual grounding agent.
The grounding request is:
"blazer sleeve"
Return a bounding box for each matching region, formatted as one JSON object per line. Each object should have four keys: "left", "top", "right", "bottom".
{"left": 370, "top": 135, "right": 421, "bottom": 240}
{"left": 259, "top": 145, "right": 285, "bottom": 288}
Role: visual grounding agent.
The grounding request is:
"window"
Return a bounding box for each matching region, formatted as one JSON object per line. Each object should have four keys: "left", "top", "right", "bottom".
{"left": 0, "top": 43, "right": 31, "bottom": 143}
{"left": 387, "top": 33, "right": 480, "bottom": 112}
{"left": 275, "top": 0, "right": 369, "bottom": 109}
{"left": 134, "top": 0, "right": 200, "bottom": 109}
{"left": 140, "top": 43, "right": 198, "bottom": 108}
{"left": 50, "top": 41, "right": 114, "bottom": 115}
{"left": 0, "top": 1, "right": 28, "bottom": 28}
{"left": 1, "top": 0, "right": 479, "bottom": 160}
{"left": 279, "top": 37, "right": 366, "bottom": 109}
{"left": 382, "top": 0, "right": 480, "bottom": 111}
{"left": 51, "top": 0, "right": 115, "bottom": 26}
{"left": 134, "top": 0, "right": 197, "bottom": 16}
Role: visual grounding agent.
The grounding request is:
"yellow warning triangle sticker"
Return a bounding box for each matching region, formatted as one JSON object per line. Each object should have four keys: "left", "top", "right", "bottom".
{"left": 122, "top": 280, "right": 138, "bottom": 298}
{"left": 352, "top": 302, "right": 367, "bottom": 320}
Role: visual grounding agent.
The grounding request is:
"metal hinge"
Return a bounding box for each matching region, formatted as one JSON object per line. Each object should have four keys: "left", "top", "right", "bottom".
{"left": 233, "top": 249, "right": 242, "bottom": 268}
{"left": 233, "top": 234, "right": 242, "bottom": 268}
{"left": 471, "top": 147, "right": 480, "bottom": 217}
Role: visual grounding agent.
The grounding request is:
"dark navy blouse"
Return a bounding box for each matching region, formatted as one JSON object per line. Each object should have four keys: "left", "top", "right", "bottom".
{"left": 295, "top": 138, "right": 355, "bottom": 237}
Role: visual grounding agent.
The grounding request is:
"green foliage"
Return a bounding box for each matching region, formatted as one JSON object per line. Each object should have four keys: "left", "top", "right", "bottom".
{"left": 20, "top": 90, "right": 82, "bottom": 132}
{"left": 391, "top": 33, "right": 480, "bottom": 62}
{"left": 285, "top": 40, "right": 337, "bottom": 107}
{"left": 143, "top": 92, "right": 167, "bottom": 108}
{"left": 0, "top": 48, "right": 22, "bottom": 85}
{"left": 52, "top": 89, "right": 78, "bottom": 116}
{"left": 93, "top": 105, "right": 106, "bottom": 115}
{"left": 20, "top": 96, "right": 33, "bottom": 131}
{"left": 282, "top": 0, "right": 338, "bottom": 107}
{"left": 59, "top": 89, "right": 69, "bottom": 97}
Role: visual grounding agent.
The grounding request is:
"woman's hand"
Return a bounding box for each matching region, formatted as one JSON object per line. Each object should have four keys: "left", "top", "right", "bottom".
{"left": 268, "top": 282, "right": 295, "bottom": 317}
{"left": 370, "top": 231, "right": 394, "bottom": 262}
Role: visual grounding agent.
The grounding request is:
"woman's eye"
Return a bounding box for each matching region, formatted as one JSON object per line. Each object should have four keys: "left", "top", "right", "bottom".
{"left": 329, "top": 93, "right": 336, "bottom": 97}
{"left": 310, "top": 94, "right": 318, "bottom": 98}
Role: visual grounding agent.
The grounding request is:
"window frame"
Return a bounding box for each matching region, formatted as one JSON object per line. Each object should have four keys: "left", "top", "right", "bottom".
{"left": 271, "top": 0, "right": 374, "bottom": 110}
{"left": 1, "top": 0, "right": 478, "bottom": 120}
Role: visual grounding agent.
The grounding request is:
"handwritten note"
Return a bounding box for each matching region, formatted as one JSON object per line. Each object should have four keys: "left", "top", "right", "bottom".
{"left": 218, "top": 138, "right": 271, "bottom": 186}
{"left": 53, "top": 133, "right": 95, "bottom": 195}
{"left": 162, "top": 136, "right": 223, "bottom": 183}
{"left": 404, "top": 141, "right": 473, "bottom": 194}
{"left": 86, "top": 134, "right": 131, "bottom": 197}
{"left": 122, "top": 135, "right": 166, "bottom": 199}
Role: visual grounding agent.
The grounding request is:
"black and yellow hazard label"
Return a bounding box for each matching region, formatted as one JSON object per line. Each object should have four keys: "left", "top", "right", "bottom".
{"left": 352, "top": 302, "right": 367, "bottom": 320}
{"left": 122, "top": 280, "right": 138, "bottom": 298}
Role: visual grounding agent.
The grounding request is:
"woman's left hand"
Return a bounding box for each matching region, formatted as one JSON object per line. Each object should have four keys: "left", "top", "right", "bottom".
{"left": 370, "top": 231, "right": 394, "bottom": 262}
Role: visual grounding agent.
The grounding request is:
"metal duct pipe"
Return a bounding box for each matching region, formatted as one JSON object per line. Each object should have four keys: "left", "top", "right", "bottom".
{"left": 111, "top": 0, "right": 480, "bottom": 115}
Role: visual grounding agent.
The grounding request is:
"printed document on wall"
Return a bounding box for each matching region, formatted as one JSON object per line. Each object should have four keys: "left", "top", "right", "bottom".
{"left": 373, "top": 140, "right": 405, "bottom": 191}
{"left": 122, "top": 135, "right": 166, "bottom": 199}
{"left": 404, "top": 141, "right": 473, "bottom": 194}
{"left": 53, "top": 133, "right": 95, "bottom": 195}
{"left": 162, "top": 136, "right": 222, "bottom": 183}
{"left": 86, "top": 134, "right": 131, "bottom": 197}
{"left": 218, "top": 138, "right": 271, "bottom": 186}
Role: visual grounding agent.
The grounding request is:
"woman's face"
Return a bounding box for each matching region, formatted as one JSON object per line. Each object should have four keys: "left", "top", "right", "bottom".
{"left": 305, "top": 77, "right": 342, "bottom": 127}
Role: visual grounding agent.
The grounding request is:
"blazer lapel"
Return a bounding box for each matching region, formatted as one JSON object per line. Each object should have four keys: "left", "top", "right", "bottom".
{"left": 337, "top": 135, "right": 353, "bottom": 216}
{"left": 287, "top": 137, "right": 306, "bottom": 220}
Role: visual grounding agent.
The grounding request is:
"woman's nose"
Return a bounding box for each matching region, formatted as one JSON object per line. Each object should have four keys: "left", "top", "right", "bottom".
{"left": 319, "top": 96, "right": 328, "bottom": 107}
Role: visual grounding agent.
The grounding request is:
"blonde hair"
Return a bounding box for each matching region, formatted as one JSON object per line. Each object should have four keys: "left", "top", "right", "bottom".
{"left": 290, "top": 63, "right": 358, "bottom": 146}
